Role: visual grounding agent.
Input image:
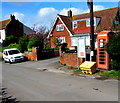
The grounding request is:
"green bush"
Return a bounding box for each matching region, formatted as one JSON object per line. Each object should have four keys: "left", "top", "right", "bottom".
{"left": 2, "top": 35, "right": 18, "bottom": 47}
{"left": 43, "top": 48, "right": 59, "bottom": 50}
{"left": 28, "top": 48, "right": 32, "bottom": 52}
{"left": 2, "top": 43, "right": 19, "bottom": 51}
{"left": 110, "top": 60, "right": 120, "bottom": 70}
{"left": 106, "top": 32, "right": 120, "bottom": 70}
{"left": 18, "top": 35, "right": 29, "bottom": 52}
{"left": 27, "top": 36, "right": 43, "bottom": 51}
{"left": 0, "top": 47, "right": 2, "bottom": 52}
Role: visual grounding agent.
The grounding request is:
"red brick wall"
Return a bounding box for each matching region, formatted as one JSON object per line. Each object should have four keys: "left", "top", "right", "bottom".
{"left": 60, "top": 53, "right": 84, "bottom": 67}
{"left": 23, "top": 48, "right": 38, "bottom": 61}
{"left": 73, "top": 20, "right": 90, "bottom": 34}
{"left": 0, "top": 52, "right": 2, "bottom": 57}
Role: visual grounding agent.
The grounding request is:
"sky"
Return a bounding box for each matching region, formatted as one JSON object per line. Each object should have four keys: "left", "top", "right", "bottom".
{"left": 1, "top": 1, "right": 119, "bottom": 30}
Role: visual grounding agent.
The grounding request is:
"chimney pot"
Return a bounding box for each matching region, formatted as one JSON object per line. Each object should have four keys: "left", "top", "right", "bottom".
{"left": 68, "top": 10, "right": 72, "bottom": 18}
{"left": 10, "top": 14, "right": 15, "bottom": 20}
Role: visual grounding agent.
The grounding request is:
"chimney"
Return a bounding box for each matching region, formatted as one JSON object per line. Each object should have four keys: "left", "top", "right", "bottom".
{"left": 68, "top": 10, "right": 72, "bottom": 18}
{"left": 10, "top": 15, "right": 15, "bottom": 20}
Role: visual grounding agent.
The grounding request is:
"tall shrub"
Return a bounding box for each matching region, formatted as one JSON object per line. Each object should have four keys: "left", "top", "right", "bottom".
{"left": 27, "top": 36, "right": 43, "bottom": 51}
{"left": 18, "top": 35, "right": 29, "bottom": 52}
{"left": 2, "top": 35, "right": 18, "bottom": 47}
{"left": 106, "top": 32, "right": 120, "bottom": 70}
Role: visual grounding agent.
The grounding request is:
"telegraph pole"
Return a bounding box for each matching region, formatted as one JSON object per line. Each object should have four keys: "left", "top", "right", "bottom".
{"left": 87, "top": 0, "right": 95, "bottom": 61}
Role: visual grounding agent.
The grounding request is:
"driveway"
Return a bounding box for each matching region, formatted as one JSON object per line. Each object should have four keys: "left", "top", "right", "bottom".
{"left": 2, "top": 57, "right": 119, "bottom": 101}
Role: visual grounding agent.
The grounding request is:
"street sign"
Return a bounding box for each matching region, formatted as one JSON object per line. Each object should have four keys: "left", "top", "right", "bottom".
{"left": 77, "top": 38, "right": 86, "bottom": 58}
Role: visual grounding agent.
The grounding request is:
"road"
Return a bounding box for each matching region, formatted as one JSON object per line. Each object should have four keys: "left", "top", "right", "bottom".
{"left": 2, "top": 57, "right": 119, "bottom": 101}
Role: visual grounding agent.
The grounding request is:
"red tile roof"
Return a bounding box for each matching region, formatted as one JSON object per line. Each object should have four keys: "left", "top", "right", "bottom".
{"left": 0, "top": 19, "right": 11, "bottom": 29}
{"left": 51, "top": 7, "right": 118, "bottom": 35}
{"left": 73, "top": 7, "right": 118, "bottom": 33}
{"left": 58, "top": 14, "right": 74, "bottom": 34}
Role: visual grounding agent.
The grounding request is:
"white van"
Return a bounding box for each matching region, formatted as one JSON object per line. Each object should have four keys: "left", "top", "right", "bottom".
{"left": 3, "top": 48, "right": 24, "bottom": 63}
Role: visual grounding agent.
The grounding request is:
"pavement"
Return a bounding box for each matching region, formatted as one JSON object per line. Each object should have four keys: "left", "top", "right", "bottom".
{"left": 2, "top": 57, "right": 119, "bottom": 101}
{"left": 11, "top": 57, "right": 102, "bottom": 79}
{"left": 2, "top": 57, "right": 116, "bottom": 80}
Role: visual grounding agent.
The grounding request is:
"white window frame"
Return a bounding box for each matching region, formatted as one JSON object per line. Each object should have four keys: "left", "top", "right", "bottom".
{"left": 59, "top": 37, "right": 66, "bottom": 43}
{"left": 86, "top": 18, "right": 90, "bottom": 27}
{"left": 56, "top": 24, "right": 64, "bottom": 31}
{"left": 86, "top": 17, "right": 97, "bottom": 27}
{"left": 56, "top": 37, "right": 66, "bottom": 44}
{"left": 73, "top": 21, "right": 78, "bottom": 29}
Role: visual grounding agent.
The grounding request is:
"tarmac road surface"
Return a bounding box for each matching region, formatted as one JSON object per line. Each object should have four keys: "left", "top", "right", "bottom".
{"left": 2, "top": 57, "right": 119, "bottom": 101}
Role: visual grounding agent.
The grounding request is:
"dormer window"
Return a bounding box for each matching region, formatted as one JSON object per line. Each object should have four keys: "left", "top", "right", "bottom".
{"left": 73, "top": 21, "right": 77, "bottom": 29}
{"left": 86, "top": 17, "right": 100, "bottom": 27}
{"left": 56, "top": 24, "right": 64, "bottom": 31}
{"left": 86, "top": 19, "right": 90, "bottom": 27}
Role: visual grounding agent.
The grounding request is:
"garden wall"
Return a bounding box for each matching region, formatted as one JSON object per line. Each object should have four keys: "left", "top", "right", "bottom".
{"left": 23, "top": 48, "right": 59, "bottom": 61}
{"left": 60, "top": 53, "right": 84, "bottom": 67}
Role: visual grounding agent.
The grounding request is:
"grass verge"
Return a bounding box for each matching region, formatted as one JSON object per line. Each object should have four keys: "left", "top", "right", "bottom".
{"left": 73, "top": 68, "right": 120, "bottom": 80}
{"left": 95, "top": 70, "right": 120, "bottom": 80}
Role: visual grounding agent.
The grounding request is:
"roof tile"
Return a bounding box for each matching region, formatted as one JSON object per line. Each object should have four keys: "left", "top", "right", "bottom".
{"left": 73, "top": 7, "right": 118, "bottom": 33}
{"left": 0, "top": 19, "right": 11, "bottom": 29}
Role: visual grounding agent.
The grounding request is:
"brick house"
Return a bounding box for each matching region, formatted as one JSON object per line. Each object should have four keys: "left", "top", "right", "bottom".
{"left": 48, "top": 7, "right": 119, "bottom": 50}
{"left": 0, "top": 15, "right": 35, "bottom": 43}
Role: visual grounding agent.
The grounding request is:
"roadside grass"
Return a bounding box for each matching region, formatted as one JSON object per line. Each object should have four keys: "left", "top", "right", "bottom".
{"left": 95, "top": 70, "right": 120, "bottom": 80}
{"left": 73, "top": 69, "right": 82, "bottom": 75}
{"left": 73, "top": 68, "right": 120, "bottom": 79}
{"left": 73, "top": 69, "right": 82, "bottom": 73}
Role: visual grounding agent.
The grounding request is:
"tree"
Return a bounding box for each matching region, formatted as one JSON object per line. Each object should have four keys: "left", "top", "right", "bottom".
{"left": 106, "top": 32, "right": 120, "bottom": 70}
{"left": 30, "top": 25, "right": 49, "bottom": 48}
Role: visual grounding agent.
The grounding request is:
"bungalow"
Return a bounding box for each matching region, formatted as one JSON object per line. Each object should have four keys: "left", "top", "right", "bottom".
{"left": 0, "top": 15, "right": 35, "bottom": 43}
{"left": 48, "top": 7, "right": 120, "bottom": 50}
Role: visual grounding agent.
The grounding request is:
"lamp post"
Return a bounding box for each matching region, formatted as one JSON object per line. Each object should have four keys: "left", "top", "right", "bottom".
{"left": 87, "top": 0, "right": 95, "bottom": 61}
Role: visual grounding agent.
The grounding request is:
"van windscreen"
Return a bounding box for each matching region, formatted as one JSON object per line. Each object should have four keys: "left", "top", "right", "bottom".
{"left": 8, "top": 50, "right": 20, "bottom": 55}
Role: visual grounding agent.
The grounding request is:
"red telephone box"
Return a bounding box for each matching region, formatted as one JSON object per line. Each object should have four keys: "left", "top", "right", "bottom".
{"left": 97, "top": 31, "right": 114, "bottom": 70}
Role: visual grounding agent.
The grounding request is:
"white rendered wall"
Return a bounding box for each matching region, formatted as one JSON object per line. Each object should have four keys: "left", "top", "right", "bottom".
{"left": 0, "top": 29, "right": 6, "bottom": 43}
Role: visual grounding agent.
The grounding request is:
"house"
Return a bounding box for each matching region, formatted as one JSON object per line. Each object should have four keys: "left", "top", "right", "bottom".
{"left": 48, "top": 7, "right": 120, "bottom": 50}
{"left": 0, "top": 15, "right": 35, "bottom": 43}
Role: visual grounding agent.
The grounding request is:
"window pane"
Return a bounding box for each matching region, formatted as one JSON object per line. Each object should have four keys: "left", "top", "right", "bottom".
{"left": 56, "top": 24, "right": 64, "bottom": 31}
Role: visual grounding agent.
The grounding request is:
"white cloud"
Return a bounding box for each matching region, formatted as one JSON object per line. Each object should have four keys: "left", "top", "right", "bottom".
{"left": 93, "top": 5, "right": 106, "bottom": 11}
{"left": 3, "top": 12, "right": 25, "bottom": 23}
{"left": 13, "top": 12, "right": 25, "bottom": 23}
{"left": 59, "top": 7, "right": 83, "bottom": 16}
{"left": 84, "top": 5, "right": 106, "bottom": 13}
{"left": 3, "top": 5, "right": 106, "bottom": 30}
{"left": 59, "top": 5, "right": 106, "bottom": 16}
{"left": 34, "top": 7, "right": 58, "bottom": 29}
{"left": 33, "top": 7, "right": 84, "bottom": 29}
{"left": 38, "top": 7, "right": 58, "bottom": 17}
{"left": 31, "top": 5, "right": 106, "bottom": 29}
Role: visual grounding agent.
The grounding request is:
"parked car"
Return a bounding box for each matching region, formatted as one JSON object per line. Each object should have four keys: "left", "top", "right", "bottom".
{"left": 3, "top": 48, "right": 24, "bottom": 63}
